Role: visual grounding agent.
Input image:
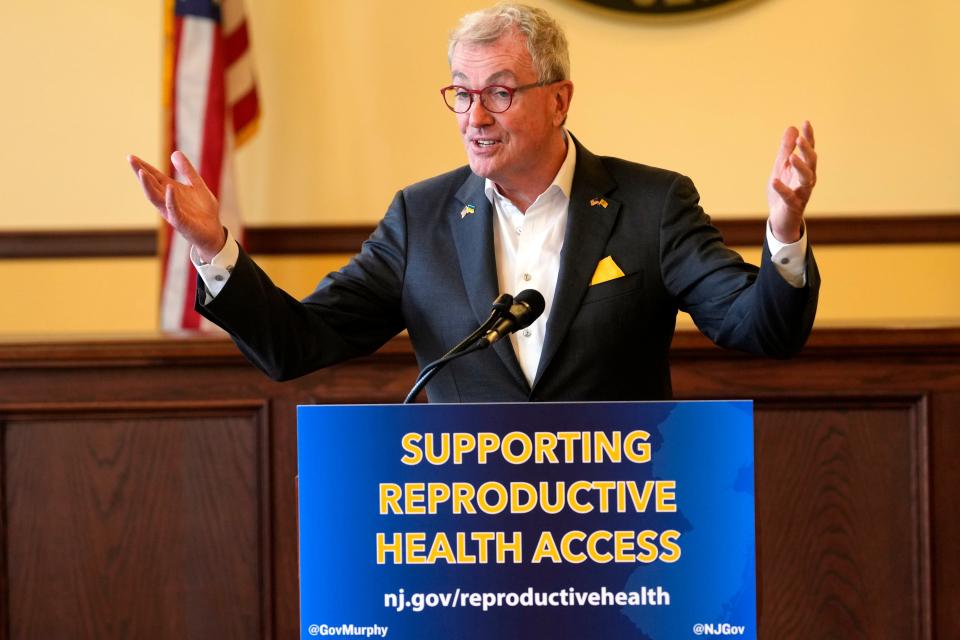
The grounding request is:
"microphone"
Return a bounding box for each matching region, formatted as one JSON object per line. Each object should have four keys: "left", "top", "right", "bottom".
{"left": 480, "top": 289, "right": 546, "bottom": 346}
{"left": 444, "top": 293, "right": 513, "bottom": 356}
{"left": 402, "top": 289, "right": 544, "bottom": 404}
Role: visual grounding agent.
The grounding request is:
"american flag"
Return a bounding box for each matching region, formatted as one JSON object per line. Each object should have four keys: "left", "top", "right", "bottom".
{"left": 161, "top": 0, "right": 260, "bottom": 330}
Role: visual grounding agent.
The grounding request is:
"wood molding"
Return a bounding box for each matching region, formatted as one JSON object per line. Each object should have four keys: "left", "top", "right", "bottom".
{"left": 0, "top": 228, "right": 158, "bottom": 259}
{"left": 1, "top": 215, "right": 959, "bottom": 259}
{"left": 2, "top": 327, "right": 959, "bottom": 638}
{"left": 0, "top": 400, "right": 272, "bottom": 639}
{"left": 242, "top": 224, "right": 373, "bottom": 255}
{"left": 2, "top": 326, "right": 959, "bottom": 368}
{"left": 722, "top": 214, "right": 960, "bottom": 246}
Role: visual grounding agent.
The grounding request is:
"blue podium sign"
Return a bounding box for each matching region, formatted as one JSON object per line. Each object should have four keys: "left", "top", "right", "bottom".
{"left": 298, "top": 401, "right": 756, "bottom": 639}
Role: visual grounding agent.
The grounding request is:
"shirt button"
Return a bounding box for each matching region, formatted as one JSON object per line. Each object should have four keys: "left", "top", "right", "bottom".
{"left": 523, "top": 273, "right": 532, "bottom": 281}
{"left": 516, "top": 227, "right": 523, "bottom": 234}
{"left": 780, "top": 258, "right": 790, "bottom": 265}
{"left": 214, "top": 274, "right": 225, "bottom": 282}
{"left": 522, "top": 329, "right": 532, "bottom": 338}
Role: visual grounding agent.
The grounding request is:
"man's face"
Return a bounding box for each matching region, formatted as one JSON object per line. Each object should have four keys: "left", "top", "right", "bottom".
{"left": 449, "top": 31, "right": 564, "bottom": 188}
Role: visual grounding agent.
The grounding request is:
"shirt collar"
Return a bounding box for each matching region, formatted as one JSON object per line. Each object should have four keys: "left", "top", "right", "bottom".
{"left": 483, "top": 130, "right": 577, "bottom": 207}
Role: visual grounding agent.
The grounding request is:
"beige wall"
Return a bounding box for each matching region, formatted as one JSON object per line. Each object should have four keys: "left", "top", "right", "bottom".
{"left": 2, "top": 245, "right": 958, "bottom": 335}
{"left": 1, "top": 0, "right": 958, "bottom": 334}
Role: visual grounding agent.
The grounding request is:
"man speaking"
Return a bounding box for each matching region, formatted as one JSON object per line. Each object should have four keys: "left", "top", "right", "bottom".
{"left": 129, "top": 3, "right": 819, "bottom": 402}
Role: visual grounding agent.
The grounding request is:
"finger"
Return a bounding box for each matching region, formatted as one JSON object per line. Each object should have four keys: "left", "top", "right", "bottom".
{"left": 771, "top": 126, "right": 799, "bottom": 179}
{"left": 790, "top": 154, "right": 816, "bottom": 187}
{"left": 796, "top": 135, "right": 818, "bottom": 173}
{"left": 771, "top": 178, "right": 803, "bottom": 211}
{"left": 128, "top": 154, "right": 157, "bottom": 178}
{"left": 171, "top": 150, "right": 202, "bottom": 186}
{"left": 802, "top": 120, "right": 815, "bottom": 148}
{"left": 127, "top": 154, "right": 143, "bottom": 178}
{"left": 137, "top": 169, "right": 166, "bottom": 208}
{"left": 165, "top": 183, "right": 179, "bottom": 222}
{"left": 129, "top": 154, "right": 170, "bottom": 187}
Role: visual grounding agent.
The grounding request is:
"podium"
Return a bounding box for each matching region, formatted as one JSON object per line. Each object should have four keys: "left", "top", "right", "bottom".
{"left": 297, "top": 401, "right": 756, "bottom": 640}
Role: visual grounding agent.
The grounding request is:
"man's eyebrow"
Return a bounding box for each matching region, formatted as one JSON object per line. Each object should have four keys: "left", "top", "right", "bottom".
{"left": 486, "top": 70, "right": 517, "bottom": 84}
{"left": 450, "top": 70, "right": 519, "bottom": 85}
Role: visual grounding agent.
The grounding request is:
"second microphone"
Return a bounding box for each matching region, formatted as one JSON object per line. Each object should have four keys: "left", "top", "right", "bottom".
{"left": 480, "top": 289, "right": 546, "bottom": 347}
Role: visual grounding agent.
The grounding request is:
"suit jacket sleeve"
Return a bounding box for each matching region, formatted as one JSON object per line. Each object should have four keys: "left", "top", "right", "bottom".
{"left": 195, "top": 190, "right": 409, "bottom": 381}
{"left": 660, "top": 173, "right": 820, "bottom": 358}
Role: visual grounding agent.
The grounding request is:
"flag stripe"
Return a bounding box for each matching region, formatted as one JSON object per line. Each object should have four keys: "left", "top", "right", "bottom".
{"left": 176, "top": 0, "right": 221, "bottom": 20}
{"left": 223, "top": 20, "right": 250, "bottom": 66}
{"left": 166, "top": 16, "right": 216, "bottom": 331}
{"left": 225, "top": 52, "right": 255, "bottom": 105}
{"left": 159, "top": 14, "right": 185, "bottom": 323}
{"left": 161, "top": 0, "right": 259, "bottom": 332}
{"left": 189, "top": 17, "right": 225, "bottom": 329}
{"left": 163, "top": 234, "right": 194, "bottom": 329}
{"left": 231, "top": 86, "right": 260, "bottom": 134}
{"left": 160, "top": 11, "right": 182, "bottom": 254}
{"left": 175, "top": 18, "right": 214, "bottom": 171}
{"left": 199, "top": 24, "right": 226, "bottom": 199}
{"left": 220, "top": 0, "right": 245, "bottom": 32}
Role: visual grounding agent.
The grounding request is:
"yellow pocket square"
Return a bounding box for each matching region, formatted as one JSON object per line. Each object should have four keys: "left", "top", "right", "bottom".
{"left": 590, "top": 256, "right": 626, "bottom": 286}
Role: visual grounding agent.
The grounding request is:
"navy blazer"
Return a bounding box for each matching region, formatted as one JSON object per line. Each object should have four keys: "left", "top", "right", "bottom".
{"left": 198, "top": 138, "right": 819, "bottom": 402}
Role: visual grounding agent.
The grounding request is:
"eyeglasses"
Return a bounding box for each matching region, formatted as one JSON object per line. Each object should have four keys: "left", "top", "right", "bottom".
{"left": 440, "top": 82, "right": 546, "bottom": 114}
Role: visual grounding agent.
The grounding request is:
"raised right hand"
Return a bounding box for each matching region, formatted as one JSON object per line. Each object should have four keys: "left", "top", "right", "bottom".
{"left": 128, "top": 151, "right": 226, "bottom": 262}
{"left": 767, "top": 121, "right": 817, "bottom": 245}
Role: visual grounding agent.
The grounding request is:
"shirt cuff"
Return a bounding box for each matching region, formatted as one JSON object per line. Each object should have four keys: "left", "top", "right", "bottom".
{"left": 766, "top": 221, "right": 807, "bottom": 288}
{"left": 190, "top": 229, "right": 240, "bottom": 302}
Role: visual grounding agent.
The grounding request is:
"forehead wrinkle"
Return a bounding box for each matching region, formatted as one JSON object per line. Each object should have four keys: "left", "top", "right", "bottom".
{"left": 450, "top": 38, "right": 534, "bottom": 85}
{"left": 451, "top": 69, "right": 519, "bottom": 87}
{"left": 485, "top": 70, "right": 518, "bottom": 84}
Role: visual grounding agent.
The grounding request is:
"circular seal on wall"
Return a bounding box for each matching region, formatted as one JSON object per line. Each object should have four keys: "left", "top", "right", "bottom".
{"left": 579, "top": 0, "right": 748, "bottom": 14}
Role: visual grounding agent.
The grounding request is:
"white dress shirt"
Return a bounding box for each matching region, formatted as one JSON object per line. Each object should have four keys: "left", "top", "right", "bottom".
{"left": 485, "top": 135, "right": 577, "bottom": 386}
{"left": 194, "top": 140, "right": 807, "bottom": 386}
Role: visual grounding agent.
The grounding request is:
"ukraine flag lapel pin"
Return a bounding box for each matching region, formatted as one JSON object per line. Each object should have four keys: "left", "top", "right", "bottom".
{"left": 590, "top": 197, "right": 609, "bottom": 209}
{"left": 460, "top": 204, "right": 476, "bottom": 219}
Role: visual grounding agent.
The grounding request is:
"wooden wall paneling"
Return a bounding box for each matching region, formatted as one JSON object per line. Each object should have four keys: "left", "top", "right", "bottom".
{"left": 930, "top": 392, "right": 960, "bottom": 640}
{"left": 266, "top": 353, "right": 420, "bottom": 638}
{"left": 0, "top": 410, "right": 7, "bottom": 640}
{"left": 1, "top": 401, "right": 271, "bottom": 640}
{"left": 3, "top": 215, "right": 960, "bottom": 259}
{"left": 667, "top": 333, "right": 960, "bottom": 640}
{"left": 753, "top": 397, "right": 931, "bottom": 640}
{"left": 265, "top": 398, "right": 297, "bottom": 640}
{"left": 1, "top": 331, "right": 958, "bottom": 639}
{"left": 0, "top": 339, "right": 420, "bottom": 640}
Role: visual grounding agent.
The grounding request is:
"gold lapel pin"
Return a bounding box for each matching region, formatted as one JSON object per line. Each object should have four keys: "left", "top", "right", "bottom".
{"left": 590, "top": 197, "right": 608, "bottom": 209}
{"left": 460, "top": 204, "right": 476, "bottom": 219}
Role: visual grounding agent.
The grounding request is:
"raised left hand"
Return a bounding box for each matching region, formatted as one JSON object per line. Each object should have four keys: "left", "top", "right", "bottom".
{"left": 128, "top": 151, "right": 225, "bottom": 262}
{"left": 767, "top": 121, "right": 817, "bottom": 243}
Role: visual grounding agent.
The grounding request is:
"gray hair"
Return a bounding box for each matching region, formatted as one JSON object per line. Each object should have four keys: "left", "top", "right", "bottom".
{"left": 448, "top": 3, "right": 570, "bottom": 84}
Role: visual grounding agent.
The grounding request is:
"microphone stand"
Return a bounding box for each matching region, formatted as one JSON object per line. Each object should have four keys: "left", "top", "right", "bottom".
{"left": 402, "top": 339, "right": 489, "bottom": 404}
{"left": 402, "top": 295, "right": 513, "bottom": 404}
{"left": 403, "top": 290, "right": 544, "bottom": 404}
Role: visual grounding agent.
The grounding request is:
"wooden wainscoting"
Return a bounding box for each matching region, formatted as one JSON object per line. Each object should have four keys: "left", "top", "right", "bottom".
{"left": 1, "top": 328, "right": 958, "bottom": 639}
{"left": 2, "top": 214, "right": 960, "bottom": 259}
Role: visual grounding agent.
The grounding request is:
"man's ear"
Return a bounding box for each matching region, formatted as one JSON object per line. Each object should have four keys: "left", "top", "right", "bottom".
{"left": 552, "top": 80, "right": 574, "bottom": 127}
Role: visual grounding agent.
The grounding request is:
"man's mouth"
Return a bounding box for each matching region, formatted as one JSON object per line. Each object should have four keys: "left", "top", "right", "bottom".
{"left": 473, "top": 139, "right": 500, "bottom": 148}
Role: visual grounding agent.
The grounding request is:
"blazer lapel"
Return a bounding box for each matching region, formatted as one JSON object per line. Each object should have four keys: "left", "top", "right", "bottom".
{"left": 452, "top": 172, "right": 529, "bottom": 391}
{"left": 533, "top": 141, "right": 620, "bottom": 390}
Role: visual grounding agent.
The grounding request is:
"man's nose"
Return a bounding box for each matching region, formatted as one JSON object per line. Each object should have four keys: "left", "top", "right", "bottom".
{"left": 467, "top": 97, "right": 495, "bottom": 128}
